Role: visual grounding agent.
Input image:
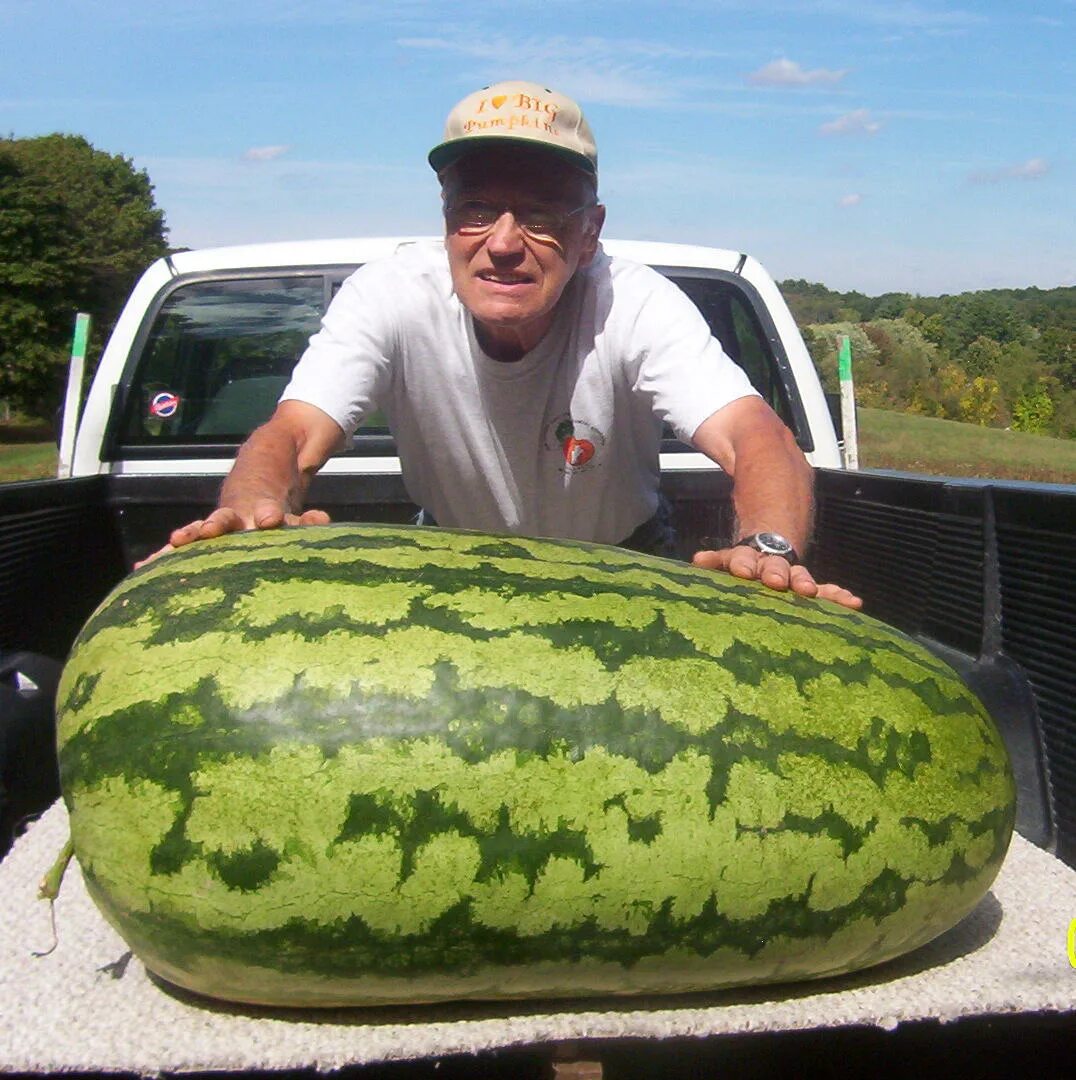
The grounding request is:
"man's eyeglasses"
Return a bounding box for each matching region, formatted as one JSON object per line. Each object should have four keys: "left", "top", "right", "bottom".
{"left": 444, "top": 199, "right": 594, "bottom": 241}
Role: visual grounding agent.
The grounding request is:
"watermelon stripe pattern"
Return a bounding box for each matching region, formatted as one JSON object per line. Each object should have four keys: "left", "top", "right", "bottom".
{"left": 56, "top": 525, "right": 1015, "bottom": 1007}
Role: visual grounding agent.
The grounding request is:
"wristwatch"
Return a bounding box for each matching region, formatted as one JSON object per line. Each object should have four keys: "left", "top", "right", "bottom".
{"left": 733, "top": 531, "right": 801, "bottom": 565}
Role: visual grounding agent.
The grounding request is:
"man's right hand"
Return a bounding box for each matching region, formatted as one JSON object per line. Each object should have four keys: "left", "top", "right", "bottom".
{"left": 169, "top": 502, "right": 332, "bottom": 548}
{"left": 135, "top": 502, "right": 332, "bottom": 568}
{"left": 134, "top": 401, "right": 346, "bottom": 569}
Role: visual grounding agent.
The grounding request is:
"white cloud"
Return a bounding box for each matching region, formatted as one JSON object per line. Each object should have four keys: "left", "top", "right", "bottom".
{"left": 839, "top": 193, "right": 863, "bottom": 207}
{"left": 747, "top": 58, "right": 847, "bottom": 88}
{"left": 1009, "top": 157, "right": 1049, "bottom": 178}
{"left": 969, "top": 157, "right": 1050, "bottom": 184}
{"left": 819, "top": 108, "right": 883, "bottom": 136}
{"left": 243, "top": 145, "right": 291, "bottom": 162}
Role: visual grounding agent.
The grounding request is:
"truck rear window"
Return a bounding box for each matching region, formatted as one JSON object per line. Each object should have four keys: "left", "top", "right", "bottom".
{"left": 118, "top": 276, "right": 326, "bottom": 445}
{"left": 114, "top": 268, "right": 800, "bottom": 457}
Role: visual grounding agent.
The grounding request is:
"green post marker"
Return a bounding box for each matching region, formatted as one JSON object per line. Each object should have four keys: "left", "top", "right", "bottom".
{"left": 71, "top": 312, "right": 90, "bottom": 362}
{"left": 838, "top": 334, "right": 859, "bottom": 469}
{"left": 838, "top": 335, "right": 852, "bottom": 382}
{"left": 57, "top": 313, "right": 92, "bottom": 479}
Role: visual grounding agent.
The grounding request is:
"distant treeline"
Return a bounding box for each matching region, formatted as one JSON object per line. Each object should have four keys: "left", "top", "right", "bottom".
{"left": 778, "top": 279, "right": 1076, "bottom": 439}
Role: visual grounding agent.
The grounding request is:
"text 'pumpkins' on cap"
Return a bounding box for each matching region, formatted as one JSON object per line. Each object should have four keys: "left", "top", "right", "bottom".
{"left": 429, "top": 80, "right": 597, "bottom": 176}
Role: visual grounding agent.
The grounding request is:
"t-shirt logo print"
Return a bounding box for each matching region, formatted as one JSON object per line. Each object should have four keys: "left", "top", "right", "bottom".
{"left": 547, "top": 416, "right": 606, "bottom": 474}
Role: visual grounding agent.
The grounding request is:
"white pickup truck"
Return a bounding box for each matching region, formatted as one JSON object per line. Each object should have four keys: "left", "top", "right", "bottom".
{"left": 64, "top": 236, "right": 842, "bottom": 484}
{"left": 2, "top": 238, "right": 1074, "bottom": 1078}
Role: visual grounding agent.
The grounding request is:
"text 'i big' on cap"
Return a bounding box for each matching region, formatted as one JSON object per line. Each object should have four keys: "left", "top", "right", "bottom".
{"left": 428, "top": 80, "right": 598, "bottom": 177}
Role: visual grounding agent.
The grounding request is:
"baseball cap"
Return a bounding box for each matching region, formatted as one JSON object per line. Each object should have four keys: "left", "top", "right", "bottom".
{"left": 428, "top": 80, "right": 597, "bottom": 177}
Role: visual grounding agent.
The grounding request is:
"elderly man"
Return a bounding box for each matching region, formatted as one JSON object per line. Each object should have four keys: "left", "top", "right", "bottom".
{"left": 160, "top": 81, "right": 859, "bottom": 609}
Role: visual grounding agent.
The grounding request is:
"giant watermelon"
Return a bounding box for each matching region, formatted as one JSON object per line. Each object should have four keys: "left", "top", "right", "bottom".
{"left": 55, "top": 524, "right": 1015, "bottom": 1007}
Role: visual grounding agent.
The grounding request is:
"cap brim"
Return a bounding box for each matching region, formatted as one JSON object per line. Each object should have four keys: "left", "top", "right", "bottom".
{"left": 428, "top": 136, "right": 596, "bottom": 177}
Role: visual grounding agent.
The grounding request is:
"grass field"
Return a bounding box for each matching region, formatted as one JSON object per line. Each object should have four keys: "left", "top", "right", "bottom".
{"left": 0, "top": 439, "right": 57, "bottom": 483}
{"left": 856, "top": 407, "right": 1076, "bottom": 484}
{"left": 2, "top": 409, "right": 1076, "bottom": 486}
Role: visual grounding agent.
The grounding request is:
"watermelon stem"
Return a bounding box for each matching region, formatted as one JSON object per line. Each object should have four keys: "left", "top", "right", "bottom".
{"left": 33, "top": 837, "right": 74, "bottom": 958}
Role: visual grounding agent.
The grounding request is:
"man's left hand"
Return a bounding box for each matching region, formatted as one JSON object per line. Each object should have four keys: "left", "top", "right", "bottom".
{"left": 692, "top": 545, "right": 863, "bottom": 610}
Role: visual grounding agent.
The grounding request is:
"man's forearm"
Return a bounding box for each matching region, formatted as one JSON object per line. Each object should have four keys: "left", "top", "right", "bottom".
{"left": 215, "top": 401, "right": 345, "bottom": 526}
{"left": 727, "top": 423, "right": 814, "bottom": 552}
{"left": 690, "top": 397, "right": 860, "bottom": 608}
{"left": 219, "top": 422, "right": 310, "bottom": 523}
{"left": 692, "top": 398, "right": 814, "bottom": 552}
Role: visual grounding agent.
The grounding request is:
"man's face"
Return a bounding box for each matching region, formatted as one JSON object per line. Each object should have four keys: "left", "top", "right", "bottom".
{"left": 441, "top": 147, "right": 605, "bottom": 360}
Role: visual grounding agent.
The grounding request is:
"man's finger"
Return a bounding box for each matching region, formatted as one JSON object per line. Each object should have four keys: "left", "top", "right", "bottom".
{"left": 251, "top": 502, "right": 287, "bottom": 529}
{"left": 281, "top": 508, "right": 332, "bottom": 526}
{"left": 167, "top": 508, "right": 248, "bottom": 550}
{"left": 816, "top": 583, "right": 864, "bottom": 610}
{"left": 692, "top": 545, "right": 757, "bottom": 576}
{"left": 756, "top": 554, "right": 797, "bottom": 590}
{"left": 299, "top": 509, "right": 332, "bottom": 525}
{"left": 168, "top": 519, "right": 207, "bottom": 548}
{"left": 722, "top": 545, "right": 781, "bottom": 583}
{"left": 133, "top": 543, "right": 175, "bottom": 569}
{"left": 199, "top": 507, "right": 248, "bottom": 536}
{"left": 787, "top": 564, "right": 820, "bottom": 598}
{"left": 691, "top": 548, "right": 730, "bottom": 571}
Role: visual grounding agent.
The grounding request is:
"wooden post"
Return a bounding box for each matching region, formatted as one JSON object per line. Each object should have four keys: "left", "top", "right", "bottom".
{"left": 57, "top": 312, "right": 91, "bottom": 479}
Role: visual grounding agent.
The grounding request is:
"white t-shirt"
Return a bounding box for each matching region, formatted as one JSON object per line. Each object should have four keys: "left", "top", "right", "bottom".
{"left": 282, "top": 241, "right": 758, "bottom": 545}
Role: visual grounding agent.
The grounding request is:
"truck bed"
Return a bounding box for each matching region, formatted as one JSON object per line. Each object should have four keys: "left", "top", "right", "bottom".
{"left": 2, "top": 801, "right": 1074, "bottom": 1077}
{"left": 2, "top": 466, "right": 1075, "bottom": 1074}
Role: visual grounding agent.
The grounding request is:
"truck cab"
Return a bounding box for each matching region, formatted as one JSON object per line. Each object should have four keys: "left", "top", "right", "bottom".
{"left": 72, "top": 237, "right": 842, "bottom": 486}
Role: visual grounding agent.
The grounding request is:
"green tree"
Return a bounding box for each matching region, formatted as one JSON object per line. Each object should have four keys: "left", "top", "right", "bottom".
{"left": 1011, "top": 383, "right": 1055, "bottom": 434}
{"left": 802, "top": 323, "right": 878, "bottom": 395}
{"left": 0, "top": 134, "right": 168, "bottom": 419}
{"left": 1036, "top": 325, "right": 1076, "bottom": 391}
{"left": 945, "top": 294, "right": 1027, "bottom": 352}
{"left": 918, "top": 312, "right": 948, "bottom": 350}
{"left": 913, "top": 363, "right": 967, "bottom": 420}
{"left": 871, "top": 293, "right": 912, "bottom": 320}
{"left": 804, "top": 318, "right": 940, "bottom": 413}
{"left": 961, "top": 335, "right": 1004, "bottom": 378}
{"left": 959, "top": 375, "right": 1003, "bottom": 427}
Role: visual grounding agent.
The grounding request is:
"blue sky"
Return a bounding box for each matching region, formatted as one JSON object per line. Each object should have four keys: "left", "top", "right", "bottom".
{"left": 2, "top": 0, "right": 1072, "bottom": 294}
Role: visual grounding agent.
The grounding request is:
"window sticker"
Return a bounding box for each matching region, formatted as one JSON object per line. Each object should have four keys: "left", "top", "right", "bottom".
{"left": 149, "top": 391, "right": 181, "bottom": 419}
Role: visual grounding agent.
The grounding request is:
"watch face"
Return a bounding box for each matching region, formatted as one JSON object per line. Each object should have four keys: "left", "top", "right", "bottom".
{"left": 756, "top": 532, "right": 793, "bottom": 556}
